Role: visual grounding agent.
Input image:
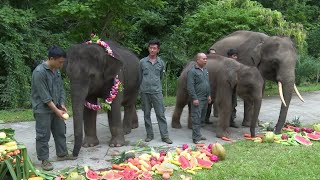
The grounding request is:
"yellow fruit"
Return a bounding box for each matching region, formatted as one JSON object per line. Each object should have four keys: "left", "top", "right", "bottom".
{"left": 0, "top": 132, "right": 6, "bottom": 139}
{"left": 28, "top": 177, "right": 43, "bottom": 180}
{"left": 211, "top": 143, "right": 226, "bottom": 160}
{"left": 4, "top": 141, "right": 17, "bottom": 147}
{"left": 62, "top": 113, "right": 70, "bottom": 120}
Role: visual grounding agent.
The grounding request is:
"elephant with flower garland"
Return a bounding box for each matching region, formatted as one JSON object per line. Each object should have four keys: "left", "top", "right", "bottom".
{"left": 65, "top": 40, "right": 139, "bottom": 157}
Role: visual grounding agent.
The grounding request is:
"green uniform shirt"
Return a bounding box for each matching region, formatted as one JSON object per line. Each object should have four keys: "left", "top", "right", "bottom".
{"left": 187, "top": 64, "right": 211, "bottom": 101}
{"left": 31, "top": 62, "right": 65, "bottom": 113}
{"left": 139, "top": 56, "right": 165, "bottom": 94}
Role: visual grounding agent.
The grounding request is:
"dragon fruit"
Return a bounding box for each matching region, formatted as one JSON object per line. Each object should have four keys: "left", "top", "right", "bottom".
{"left": 182, "top": 144, "right": 189, "bottom": 150}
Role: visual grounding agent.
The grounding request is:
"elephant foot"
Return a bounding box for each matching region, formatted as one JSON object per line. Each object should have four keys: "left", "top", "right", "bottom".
{"left": 124, "top": 127, "right": 132, "bottom": 135}
{"left": 131, "top": 122, "right": 139, "bottom": 129}
{"left": 172, "top": 122, "right": 182, "bottom": 129}
{"left": 82, "top": 136, "right": 99, "bottom": 148}
{"left": 216, "top": 130, "right": 230, "bottom": 138}
{"left": 109, "top": 136, "right": 125, "bottom": 147}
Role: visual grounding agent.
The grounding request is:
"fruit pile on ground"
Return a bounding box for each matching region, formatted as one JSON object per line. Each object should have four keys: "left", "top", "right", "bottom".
{"left": 245, "top": 123, "right": 320, "bottom": 146}
{"left": 54, "top": 143, "right": 226, "bottom": 180}
{"left": 0, "top": 128, "right": 56, "bottom": 180}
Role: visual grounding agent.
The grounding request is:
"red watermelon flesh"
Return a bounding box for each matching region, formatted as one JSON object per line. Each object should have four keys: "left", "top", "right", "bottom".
{"left": 294, "top": 134, "right": 312, "bottom": 145}
{"left": 306, "top": 133, "right": 320, "bottom": 140}
{"left": 314, "top": 131, "right": 320, "bottom": 136}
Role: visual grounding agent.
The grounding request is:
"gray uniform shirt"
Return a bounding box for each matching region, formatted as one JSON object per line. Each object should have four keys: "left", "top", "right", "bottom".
{"left": 31, "top": 62, "right": 65, "bottom": 113}
{"left": 187, "top": 64, "right": 211, "bottom": 101}
{"left": 139, "top": 56, "right": 165, "bottom": 94}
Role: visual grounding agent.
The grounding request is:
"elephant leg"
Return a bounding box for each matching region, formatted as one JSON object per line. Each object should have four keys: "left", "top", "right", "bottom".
{"left": 108, "top": 97, "right": 125, "bottom": 147}
{"left": 123, "top": 104, "right": 138, "bottom": 135}
{"left": 216, "top": 89, "right": 232, "bottom": 138}
{"left": 242, "top": 100, "right": 253, "bottom": 127}
{"left": 83, "top": 104, "right": 99, "bottom": 147}
{"left": 205, "top": 103, "right": 213, "bottom": 122}
{"left": 213, "top": 103, "right": 219, "bottom": 117}
{"left": 187, "top": 103, "right": 192, "bottom": 129}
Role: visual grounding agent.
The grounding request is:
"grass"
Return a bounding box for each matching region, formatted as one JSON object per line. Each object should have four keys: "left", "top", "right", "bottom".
{"left": 153, "top": 140, "right": 320, "bottom": 180}
{"left": 0, "top": 83, "right": 319, "bottom": 124}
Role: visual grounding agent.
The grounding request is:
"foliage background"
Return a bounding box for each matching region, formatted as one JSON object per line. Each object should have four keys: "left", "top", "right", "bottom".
{"left": 0, "top": 0, "right": 319, "bottom": 109}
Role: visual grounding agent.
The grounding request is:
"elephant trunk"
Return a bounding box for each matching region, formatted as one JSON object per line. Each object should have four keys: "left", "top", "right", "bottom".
{"left": 171, "top": 85, "right": 189, "bottom": 129}
{"left": 250, "top": 98, "right": 262, "bottom": 137}
{"left": 275, "top": 81, "right": 294, "bottom": 134}
{"left": 70, "top": 83, "right": 87, "bottom": 157}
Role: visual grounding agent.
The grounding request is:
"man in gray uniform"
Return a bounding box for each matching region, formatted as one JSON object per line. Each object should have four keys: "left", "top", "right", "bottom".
{"left": 139, "top": 40, "right": 172, "bottom": 144}
{"left": 187, "top": 53, "right": 212, "bottom": 144}
{"left": 31, "top": 45, "right": 76, "bottom": 171}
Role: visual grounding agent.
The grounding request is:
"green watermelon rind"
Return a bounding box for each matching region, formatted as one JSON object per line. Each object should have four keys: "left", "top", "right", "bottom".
{"left": 306, "top": 133, "right": 320, "bottom": 141}
{"left": 294, "top": 134, "right": 312, "bottom": 145}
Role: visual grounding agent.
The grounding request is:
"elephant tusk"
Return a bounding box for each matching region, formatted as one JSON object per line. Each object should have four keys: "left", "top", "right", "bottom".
{"left": 294, "top": 84, "right": 305, "bottom": 102}
{"left": 278, "top": 81, "right": 287, "bottom": 107}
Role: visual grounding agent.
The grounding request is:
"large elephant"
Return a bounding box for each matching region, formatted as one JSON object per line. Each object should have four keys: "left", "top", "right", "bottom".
{"left": 65, "top": 40, "right": 139, "bottom": 157}
{"left": 210, "top": 30, "right": 304, "bottom": 134}
{"left": 172, "top": 54, "right": 264, "bottom": 137}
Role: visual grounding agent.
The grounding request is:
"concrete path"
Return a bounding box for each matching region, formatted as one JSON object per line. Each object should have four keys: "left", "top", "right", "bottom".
{"left": 2, "top": 91, "right": 320, "bottom": 172}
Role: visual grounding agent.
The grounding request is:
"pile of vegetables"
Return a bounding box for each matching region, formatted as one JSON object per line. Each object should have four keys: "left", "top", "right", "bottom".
{"left": 245, "top": 123, "right": 320, "bottom": 146}
{"left": 74, "top": 143, "right": 226, "bottom": 180}
{"left": 0, "top": 128, "right": 56, "bottom": 180}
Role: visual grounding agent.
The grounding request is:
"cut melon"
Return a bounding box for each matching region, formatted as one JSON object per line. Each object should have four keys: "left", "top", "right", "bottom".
{"left": 306, "top": 133, "right": 320, "bottom": 141}
{"left": 294, "top": 134, "right": 312, "bottom": 146}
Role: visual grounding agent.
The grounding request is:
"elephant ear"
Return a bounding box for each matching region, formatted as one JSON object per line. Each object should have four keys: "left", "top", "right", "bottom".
{"left": 104, "top": 55, "right": 123, "bottom": 80}
{"left": 251, "top": 42, "right": 263, "bottom": 67}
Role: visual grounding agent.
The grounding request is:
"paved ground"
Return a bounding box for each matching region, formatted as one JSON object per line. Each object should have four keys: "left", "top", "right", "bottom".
{"left": 2, "top": 91, "right": 320, "bottom": 172}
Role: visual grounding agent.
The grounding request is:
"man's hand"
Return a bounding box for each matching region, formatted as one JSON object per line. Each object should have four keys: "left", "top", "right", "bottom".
{"left": 55, "top": 109, "right": 67, "bottom": 120}
{"left": 208, "top": 96, "right": 212, "bottom": 104}
{"left": 60, "top": 104, "right": 67, "bottom": 112}
{"left": 193, "top": 99, "right": 199, "bottom": 106}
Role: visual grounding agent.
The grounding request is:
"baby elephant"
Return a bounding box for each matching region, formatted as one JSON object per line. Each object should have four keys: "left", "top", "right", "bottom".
{"left": 172, "top": 54, "right": 264, "bottom": 138}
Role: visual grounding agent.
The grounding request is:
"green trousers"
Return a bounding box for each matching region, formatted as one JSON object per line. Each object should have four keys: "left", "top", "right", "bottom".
{"left": 34, "top": 113, "right": 68, "bottom": 161}
{"left": 140, "top": 93, "right": 169, "bottom": 139}
{"left": 191, "top": 99, "right": 208, "bottom": 141}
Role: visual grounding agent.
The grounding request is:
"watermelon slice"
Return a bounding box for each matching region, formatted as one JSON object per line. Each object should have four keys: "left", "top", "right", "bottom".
{"left": 306, "top": 133, "right": 320, "bottom": 141}
{"left": 314, "top": 131, "right": 320, "bottom": 136}
{"left": 294, "top": 134, "right": 312, "bottom": 146}
{"left": 178, "top": 155, "right": 192, "bottom": 169}
{"left": 196, "top": 158, "right": 213, "bottom": 169}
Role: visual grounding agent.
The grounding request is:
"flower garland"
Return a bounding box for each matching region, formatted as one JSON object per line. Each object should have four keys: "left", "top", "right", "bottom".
{"left": 84, "top": 75, "right": 123, "bottom": 111}
{"left": 86, "top": 33, "right": 114, "bottom": 57}
{"left": 84, "top": 33, "right": 122, "bottom": 111}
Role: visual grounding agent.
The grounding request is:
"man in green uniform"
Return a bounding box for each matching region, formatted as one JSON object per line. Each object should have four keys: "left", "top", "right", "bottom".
{"left": 139, "top": 40, "right": 172, "bottom": 144}
{"left": 31, "top": 45, "right": 76, "bottom": 171}
{"left": 187, "top": 53, "right": 212, "bottom": 144}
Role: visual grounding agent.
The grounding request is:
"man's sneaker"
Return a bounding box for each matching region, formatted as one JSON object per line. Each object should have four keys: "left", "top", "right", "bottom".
{"left": 57, "top": 154, "right": 77, "bottom": 161}
{"left": 145, "top": 136, "right": 154, "bottom": 142}
{"left": 162, "top": 137, "right": 173, "bottom": 144}
{"left": 41, "top": 160, "right": 53, "bottom": 171}
{"left": 200, "top": 136, "right": 207, "bottom": 140}
{"left": 193, "top": 139, "right": 205, "bottom": 144}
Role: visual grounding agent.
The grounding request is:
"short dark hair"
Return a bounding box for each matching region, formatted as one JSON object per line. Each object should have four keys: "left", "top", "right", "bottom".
{"left": 48, "top": 45, "right": 66, "bottom": 59}
{"left": 227, "top": 48, "right": 238, "bottom": 57}
{"left": 207, "top": 48, "right": 216, "bottom": 54}
{"left": 148, "top": 39, "right": 161, "bottom": 48}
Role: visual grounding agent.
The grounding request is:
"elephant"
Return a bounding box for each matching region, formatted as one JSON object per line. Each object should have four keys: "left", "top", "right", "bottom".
{"left": 172, "top": 54, "right": 264, "bottom": 137}
{"left": 65, "top": 40, "right": 139, "bottom": 157}
{"left": 210, "top": 30, "right": 304, "bottom": 134}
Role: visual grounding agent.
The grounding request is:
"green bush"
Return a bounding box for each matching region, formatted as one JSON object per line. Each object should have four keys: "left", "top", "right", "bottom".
{"left": 295, "top": 54, "right": 320, "bottom": 85}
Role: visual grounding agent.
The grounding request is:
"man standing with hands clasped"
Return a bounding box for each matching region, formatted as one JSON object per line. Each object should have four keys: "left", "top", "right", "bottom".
{"left": 187, "top": 53, "right": 212, "bottom": 144}
{"left": 31, "top": 45, "right": 76, "bottom": 171}
{"left": 139, "top": 40, "right": 173, "bottom": 144}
